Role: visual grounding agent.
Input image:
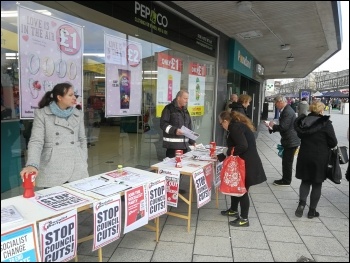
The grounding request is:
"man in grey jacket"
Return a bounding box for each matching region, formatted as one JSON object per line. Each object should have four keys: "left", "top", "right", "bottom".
{"left": 266, "top": 95, "right": 300, "bottom": 186}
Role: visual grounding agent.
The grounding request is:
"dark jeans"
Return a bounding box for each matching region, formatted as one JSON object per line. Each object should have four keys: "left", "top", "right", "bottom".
{"left": 230, "top": 187, "right": 250, "bottom": 219}
{"left": 282, "top": 146, "right": 298, "bottom": 184}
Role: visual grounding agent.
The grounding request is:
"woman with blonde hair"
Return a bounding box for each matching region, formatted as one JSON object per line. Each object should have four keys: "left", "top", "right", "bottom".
{"left": 231, "top": 94, "right": 252, "bottom": 118}
{"left": 294, "top": 101, "right": 337, "bottom": 218}
{"left": 218, "top": 111, "right": 266, "bottom": 227}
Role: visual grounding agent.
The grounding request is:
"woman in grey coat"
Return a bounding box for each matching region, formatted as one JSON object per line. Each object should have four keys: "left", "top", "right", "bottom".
{"left": 20, "top": 83, "right": 89, "bottom": 188}
{"left": 294, "top": 101, "right": 337, "bottom": 219}
{"left": 298, "top": 97, "right": 309, "bottom": 116}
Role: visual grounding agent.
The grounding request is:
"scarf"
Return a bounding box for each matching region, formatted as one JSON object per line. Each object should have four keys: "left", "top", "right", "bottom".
{"left": 49, "top": 101, "right": 74, "bottom": 119}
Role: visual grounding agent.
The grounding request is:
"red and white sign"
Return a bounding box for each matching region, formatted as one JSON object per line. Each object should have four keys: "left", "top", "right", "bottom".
{"left": 124, "top": 185, "right": 148, "bottom": 234}
{"left": 93, "top": 196, "right": 121, "bottom": 251}
{"left": 148, "top": 179, "right": 167, "bottom": 220}
{"left": 158, "top": 168, "right": 180, "bottom": 207}
{"left": 192, "top": 168, "right": 211, "bottom": 208}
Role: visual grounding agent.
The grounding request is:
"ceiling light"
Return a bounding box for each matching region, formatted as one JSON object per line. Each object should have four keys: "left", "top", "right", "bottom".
{"left": 1, "top": 10, "right": 52, "bottom": 17}
{"left": 281, "top": 44, "right": 291, "bottom": 51}
{"left": 237, "top": 1, "right": 252, "bottom": 12}
{"left": 287, "top": 56, "right": 294, "bottom": 62}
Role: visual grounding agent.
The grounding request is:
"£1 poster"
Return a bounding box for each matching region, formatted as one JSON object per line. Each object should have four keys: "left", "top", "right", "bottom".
{"left": 18, "top": 5, "right": 83, "bottom": 119}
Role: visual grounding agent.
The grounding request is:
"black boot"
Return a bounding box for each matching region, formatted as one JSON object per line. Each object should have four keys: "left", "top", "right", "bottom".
{"left": 307, "top": 208, "right": 320, "bottom": 219}
{"left": 295, "top": 201, "right": 306, "bottom": 218}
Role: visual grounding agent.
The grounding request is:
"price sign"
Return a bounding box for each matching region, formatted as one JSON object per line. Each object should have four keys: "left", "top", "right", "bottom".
{"left": 127, "top": 43, "right": 141, "bottom": 67}
{"left": 56, "top": 24, "right": 81, "bottom": 55}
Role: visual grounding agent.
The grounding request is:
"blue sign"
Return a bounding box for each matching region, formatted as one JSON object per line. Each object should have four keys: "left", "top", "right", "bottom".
{"left": 1, "top": 224, "right": 39, "bottom": 262}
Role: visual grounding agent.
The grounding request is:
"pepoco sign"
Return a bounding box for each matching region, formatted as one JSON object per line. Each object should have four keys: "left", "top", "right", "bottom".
{"left": 135, "top": 1, "right": 168, "bottom": 28}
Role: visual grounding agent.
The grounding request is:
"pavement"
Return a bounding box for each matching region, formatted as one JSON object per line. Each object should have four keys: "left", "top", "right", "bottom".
{"left": 74, "top": 110, "right": 349, "bottom": 262}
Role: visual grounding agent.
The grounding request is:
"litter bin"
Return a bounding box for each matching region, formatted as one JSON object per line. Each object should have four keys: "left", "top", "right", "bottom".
{"left": 262, "top": 102, "right": 268, "bottom": 120}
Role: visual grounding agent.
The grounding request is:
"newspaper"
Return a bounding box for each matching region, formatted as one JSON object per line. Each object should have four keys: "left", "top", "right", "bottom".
{"left": 1, "top": 205, "right": 24, "bottom": 225}
{"left": 180, "top": 125, "right": 200, "bottom": 140}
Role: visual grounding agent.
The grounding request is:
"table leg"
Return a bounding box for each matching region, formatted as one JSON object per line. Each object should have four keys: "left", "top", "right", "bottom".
{"left": 155, "top": 217, "right": 159, "bottom": 242}
{"left": 216, "top": 187, "right": 219, "bottom": 208}
{"left": 98, "top": 248, "right": 103, "bottom": 262}
{"left": 187, "top": 176, "right": 193, "bottom": 232}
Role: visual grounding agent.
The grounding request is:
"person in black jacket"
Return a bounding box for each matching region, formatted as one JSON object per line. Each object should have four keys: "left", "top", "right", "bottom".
{"left": 266, "top": 95, "right": 300, "bottom": 186}
{"left": 230, "top": 94, "right": 251, "bottom": 118}
{"left": 160, "top": 90, "right": 196, "bottom": 158}
{"left": 294, "top": 101, "right": 337, "bottom": 218}
{"left": 218, "top": 111, "right": 266, "bottom": 227}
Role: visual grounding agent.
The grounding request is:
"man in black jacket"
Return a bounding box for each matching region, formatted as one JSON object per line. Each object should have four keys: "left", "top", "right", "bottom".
{"left": 160, "top": 90, "right": 196, "bottom": 158}
{"left": 266, "top": 95, "right": 300, "bottom": 186}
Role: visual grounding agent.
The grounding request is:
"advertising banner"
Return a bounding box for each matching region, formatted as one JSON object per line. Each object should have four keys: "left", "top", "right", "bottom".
{"left": 18, "top": 5, "right": 83, "bottom": 119}
{"left": 188, "top": 62, "right": 206, "bottom": 116}
{"left": 156, "top": 53, "right": 182, "bottom": 117}
{"left": 105, "top": 34, "right": 142, "bottom": 116}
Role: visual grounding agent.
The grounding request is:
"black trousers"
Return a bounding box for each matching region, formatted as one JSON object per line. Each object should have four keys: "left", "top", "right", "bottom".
{"left": 282, "top": 146, "right": 298, "bottom": 184}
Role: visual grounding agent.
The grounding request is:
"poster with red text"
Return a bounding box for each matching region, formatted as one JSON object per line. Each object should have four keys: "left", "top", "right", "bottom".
{"left": 156, "top": 53, "right": 182, "bottom": 117}
{"left": 93, "top": 195, "right": 121, "bottom": 251}
{"left": 188, "top": 62, "right": 206, "bottom": 116}
{"left": 38, "top": 209, "right": 77, "bottom": 262}
{"left": 124, "top": 185, "right": 148, "bottom": 234}
{"left": 203, "top": 163, "right": 214, "bottom": 192}
{"left": 192, "top": 168, "right": 211, "bottom": 208}
{"left": 158, "top": 168, "right": 180, "bottom": 207}
{"left": 18, "top": 6, "right": 83, "bottom": 119}
{"left": 148, "top": 179, "right": 167, "bottom": 220}
{"left": 105, "top": 33, "right": 142, "bottom": 117}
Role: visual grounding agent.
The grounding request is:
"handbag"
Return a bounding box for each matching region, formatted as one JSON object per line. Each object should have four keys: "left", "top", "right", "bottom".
{"left": 277, "top": 144, "right": 284, "bottom": 158}
{"left": 337, "top": 146, "right": 348, "bottom": 164}
{"left": 326, "top": 147, "right": 342, "bottom": 184}
{"left": 219, "top": 148, "right": 247, "bottom": 196}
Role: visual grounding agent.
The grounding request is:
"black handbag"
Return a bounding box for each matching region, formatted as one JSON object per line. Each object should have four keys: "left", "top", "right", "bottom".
{"left": 337, "top": 146, "right": 348, "bottom": 164}
{"left": 327, "top": 148, "right": 342, "bottom": 184}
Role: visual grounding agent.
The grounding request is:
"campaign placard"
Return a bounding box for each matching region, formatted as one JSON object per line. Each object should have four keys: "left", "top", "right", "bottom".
{"left": 203, "top": 163, "right": 213, "bottom": 192}
{"left": 1, "top": 223, "right": 40, "bottom": 262}
{"left": 124, "top": 185, "right": 148, "bottom": 234}
{"left": 157, "top": 168, "right": 180, "bottom": 207}
{"left": 38, "top": 209, "right": 77, "bottom": 262}
{"left": 93, "top": 196, "right": 121, "bottom": 251}
{"left": 35, "top": 191, "right": 90, "bottom": 211}
{"left": 192, "top": 168, "right": 211, "bottom": 208}
{"left": 148, "top": 179, "right": 167, "bottom": 220}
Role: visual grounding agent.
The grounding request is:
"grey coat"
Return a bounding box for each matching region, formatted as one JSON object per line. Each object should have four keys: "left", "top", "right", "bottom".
{"left": 298, "top": 101, "right": 309, "bottom": 116}
{"left": 26, "top": 106, "right": 89, "bottom": 187}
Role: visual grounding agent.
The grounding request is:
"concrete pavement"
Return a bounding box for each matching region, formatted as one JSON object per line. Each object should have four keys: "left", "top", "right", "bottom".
{"left": 75, "top": 110, "right": 349, "bottom": 262}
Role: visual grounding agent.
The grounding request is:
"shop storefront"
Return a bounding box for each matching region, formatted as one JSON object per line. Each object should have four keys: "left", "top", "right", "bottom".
{"left": 1, "top": 1, "right": 223, "bottom": 193}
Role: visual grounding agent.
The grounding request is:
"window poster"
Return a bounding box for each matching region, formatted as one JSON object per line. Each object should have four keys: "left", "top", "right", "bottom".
{"left": 124, "top": 185, "right": 148, "bottom": 234}
{"left": 1, "top": 223, "right": 41, "bottom": 262}
{"left": 188, "top": 62, "right": 206, "bottom": 116}
{"left": 18, "top": 5, "right": 83, "bottom": 119}
{"left": 93, "top": 195, "right": 121, "bottom": 251}
{"left": 38, "top": 209, "right": 77, "bottom": 262}
{"left": 105, "top": 34, "right": 142, "bottom": 117}
{"left": 156, "top": 53, "right": 182, "bottom": 117}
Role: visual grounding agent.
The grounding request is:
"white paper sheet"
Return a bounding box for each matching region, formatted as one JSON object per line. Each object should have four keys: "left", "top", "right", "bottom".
{"left": 180, "top": 125, "right": 200, "bottom": 140}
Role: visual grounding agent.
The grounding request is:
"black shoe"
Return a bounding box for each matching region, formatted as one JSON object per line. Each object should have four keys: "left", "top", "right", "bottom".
{"left": 229, "top": 217, "right": 249, "bottom": 227}
{"left": 295, "top": 202, "right": 305, "bottom": 218}
{"left": 273, "top": 179, "right": 290, "bottom": 186}
{"left": 179, "top": 189, "right": 186, "bottom": 194}
{"left": 220, "top": 209, "right": 239, "bottom": 217}
{"left": 307, "top": 209, "right": 320, "bottom": 219}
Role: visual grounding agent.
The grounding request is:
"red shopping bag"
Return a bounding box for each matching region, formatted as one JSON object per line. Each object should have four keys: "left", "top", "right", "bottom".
{"left": 219, "top": 148, "right": 247, "bottom": 196}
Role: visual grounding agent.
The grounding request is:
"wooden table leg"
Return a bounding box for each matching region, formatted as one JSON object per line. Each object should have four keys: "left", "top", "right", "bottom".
{"left": 187, "top": 176, "right": 193, "bottom": 232}
{"left": 98, "top": 248, "right": 102, "bottom": 262}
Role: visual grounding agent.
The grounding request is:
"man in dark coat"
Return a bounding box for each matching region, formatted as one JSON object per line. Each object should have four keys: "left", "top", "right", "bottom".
{"left": 266, "top": 95, "right": 300, "bottom": 186}
{"left": 294, "top": 101, "right": 337, "bottom": 218}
